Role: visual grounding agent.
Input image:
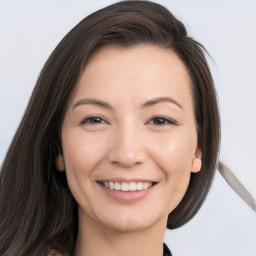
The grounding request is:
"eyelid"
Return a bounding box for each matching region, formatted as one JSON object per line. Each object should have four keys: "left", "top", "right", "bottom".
{"left": 80, "top": 115, "right": 179, "bottom": 126}
{"left": 147, "top": 116, "right": 179, "bottom": 126}
{"left": 80, "top": 115, "right": 110, "bottom": 125}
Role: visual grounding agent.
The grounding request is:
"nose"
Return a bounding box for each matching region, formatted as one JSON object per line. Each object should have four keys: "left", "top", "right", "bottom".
{"left": 107, "top": 125, "right": 146, "bottom": 168}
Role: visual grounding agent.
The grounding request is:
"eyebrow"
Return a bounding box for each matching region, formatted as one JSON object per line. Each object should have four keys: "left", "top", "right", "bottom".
{"left": 72, "top": 98, "right": 113, "bottom": 110}
{"left": 72, "top": 96, "right": 183, "bottom": 110}
{"left": 141, "top": 97, "right": 183, "bottom": 110}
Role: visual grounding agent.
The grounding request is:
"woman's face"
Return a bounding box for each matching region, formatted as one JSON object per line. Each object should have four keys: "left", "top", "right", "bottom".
{"left": 59, "top": 44, "right": 202, "bottom": 233}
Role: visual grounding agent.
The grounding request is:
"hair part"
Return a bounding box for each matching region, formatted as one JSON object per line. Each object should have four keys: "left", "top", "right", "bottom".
{"left": 0, "top": 1, "right": 220, "bottom": 255}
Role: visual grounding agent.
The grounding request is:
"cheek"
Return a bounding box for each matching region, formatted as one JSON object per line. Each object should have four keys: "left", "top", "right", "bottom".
{"left": 61, "top": 131, "right": 109, "bottom": 194}
{"left": 155, "top": 143, "right": 193, "bottom": 189}
{"left": 63, "top": 130, "right": 108, "bottom": 170}
{"left": 149, "top": 130, "right": 197, "bottom": 206}
{"left": 150, "top": 129, "right": 197, "bottom": 173}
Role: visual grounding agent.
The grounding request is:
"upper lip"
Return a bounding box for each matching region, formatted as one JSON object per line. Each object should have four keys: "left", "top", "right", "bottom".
{"left": 96, "top": 177, "right": 158, "bottom": 183}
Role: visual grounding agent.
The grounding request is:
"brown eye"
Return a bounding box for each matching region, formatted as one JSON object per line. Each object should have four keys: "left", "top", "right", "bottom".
{"left": 150, "top": 117, "right": 177, "bottom": 126}
{"left": 81, "top": 116, "right": 107, "bottom": 125}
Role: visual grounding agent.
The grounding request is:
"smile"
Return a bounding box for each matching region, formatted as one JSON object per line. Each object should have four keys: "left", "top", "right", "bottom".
{"left": 98, "top": 180, "right": 157, "bottom": 202}
{"left": 101, "top": 181, "right": 154, "bottom": 192}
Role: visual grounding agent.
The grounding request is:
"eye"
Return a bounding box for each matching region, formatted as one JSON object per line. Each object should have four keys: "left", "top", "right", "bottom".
{"left": 149, "top": 116, "right": 178, "bottom": 126}
{"left": 81, "top": 116, "right": 109, "bottom": 125}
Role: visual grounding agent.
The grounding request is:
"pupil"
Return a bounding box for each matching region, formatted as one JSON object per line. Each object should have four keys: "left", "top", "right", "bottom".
{"left": 92, "top": 117, "right": 101, "bottom": 123}
{"left": 154, "top": 118, "right": 165, "bottom": 124}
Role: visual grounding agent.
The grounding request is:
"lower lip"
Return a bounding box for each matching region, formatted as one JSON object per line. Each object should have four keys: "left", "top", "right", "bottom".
{"left": 98, "top": 183, "right": 155, "bottom": 202}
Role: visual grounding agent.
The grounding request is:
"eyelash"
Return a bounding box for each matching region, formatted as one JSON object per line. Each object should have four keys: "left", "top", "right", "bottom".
{"left": 149, "top": 116, "right": 178, "bottom": 126}
{"left": 81, "top": 116, "right": 109, "bottom": 125}
{"left": 81, "top": 116, "right": 178, "bottom": 126}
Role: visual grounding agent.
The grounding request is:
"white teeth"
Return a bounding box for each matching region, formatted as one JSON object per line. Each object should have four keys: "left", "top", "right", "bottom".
{"left": 102, "top": 181, "right": 154, "bottom": 191}
{"left": 143, "top": 182, "right": 149, "bottom": 189}
{"left": 137, "top": 182, "right": 144, "bottom": 190}
{"left": 121, "top": 182, "right": 129, "bottom": 191}
{"left": 109, "top": 181, "right": 115, "bottom": 190}
{"left": 128, "top": 182, "right": 137, "bottom": 191}
{"left": 114, "top": 182, "right": 121, "bottom": 190}
{"left": 103, "top": 182, "right": 109, "bottom": 188}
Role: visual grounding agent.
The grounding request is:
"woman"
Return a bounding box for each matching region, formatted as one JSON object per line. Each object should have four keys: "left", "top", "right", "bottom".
{"left": 0, "top": 1, "right": 220, "bottom": 255}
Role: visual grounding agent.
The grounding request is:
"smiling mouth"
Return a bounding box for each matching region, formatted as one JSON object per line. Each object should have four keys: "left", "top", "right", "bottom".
{"left": 98, "top": 181, "right": 157, "bottom": 192}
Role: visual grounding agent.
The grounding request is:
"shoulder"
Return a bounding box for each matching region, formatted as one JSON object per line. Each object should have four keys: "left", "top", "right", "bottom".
{"left": 47, "top": 248, "right": 63, "bottom": 256}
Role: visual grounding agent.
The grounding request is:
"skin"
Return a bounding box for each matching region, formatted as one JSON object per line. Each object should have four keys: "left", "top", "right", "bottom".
{"left": 57, "top": 44, "right": 202, "bottom": 256}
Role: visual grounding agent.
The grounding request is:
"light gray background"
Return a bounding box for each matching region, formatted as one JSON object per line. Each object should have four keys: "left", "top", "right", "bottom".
{"left": 0, "top": 1, "right": 255, "bottom": 255}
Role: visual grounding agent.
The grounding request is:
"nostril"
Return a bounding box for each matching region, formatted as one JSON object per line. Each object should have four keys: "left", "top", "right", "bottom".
{"left": 108, "top": 153, "right": 145, "bottom": 168}
{"left": 107, "top": 137, "right": 146, "bottom": 167}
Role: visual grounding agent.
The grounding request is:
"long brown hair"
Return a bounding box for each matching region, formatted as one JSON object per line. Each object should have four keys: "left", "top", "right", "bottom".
{"left": 0, "top": 1, "right": 220, "bottom": 255}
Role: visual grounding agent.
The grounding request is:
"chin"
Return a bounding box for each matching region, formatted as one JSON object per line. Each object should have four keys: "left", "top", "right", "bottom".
{"left": 109, "top": 220, "right": 150, "bottom": 233}
{"left": 96, "top": 210, "right": 167, "bottom": 233}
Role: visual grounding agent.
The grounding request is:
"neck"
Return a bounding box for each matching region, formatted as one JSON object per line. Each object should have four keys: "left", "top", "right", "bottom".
{"left": 75, "top": 210, "right": 167, "bottom": 256}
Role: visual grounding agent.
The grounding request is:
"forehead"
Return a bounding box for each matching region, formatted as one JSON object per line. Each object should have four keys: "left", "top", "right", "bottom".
{"left": 72, "top": 44, "right": 192, "bottom": 106}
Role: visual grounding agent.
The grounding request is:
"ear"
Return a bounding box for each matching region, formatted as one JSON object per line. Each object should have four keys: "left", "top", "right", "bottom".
{"left": 56, "top": 154, "right": 65, "bottom": 171}
{"left": 191, "top": 148, "right": 202, "bottom": 173}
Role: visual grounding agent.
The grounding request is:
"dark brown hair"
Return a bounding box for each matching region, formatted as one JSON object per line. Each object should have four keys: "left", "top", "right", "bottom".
{"left": 0, "top": 1, "right": 220, "bottom": 255}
